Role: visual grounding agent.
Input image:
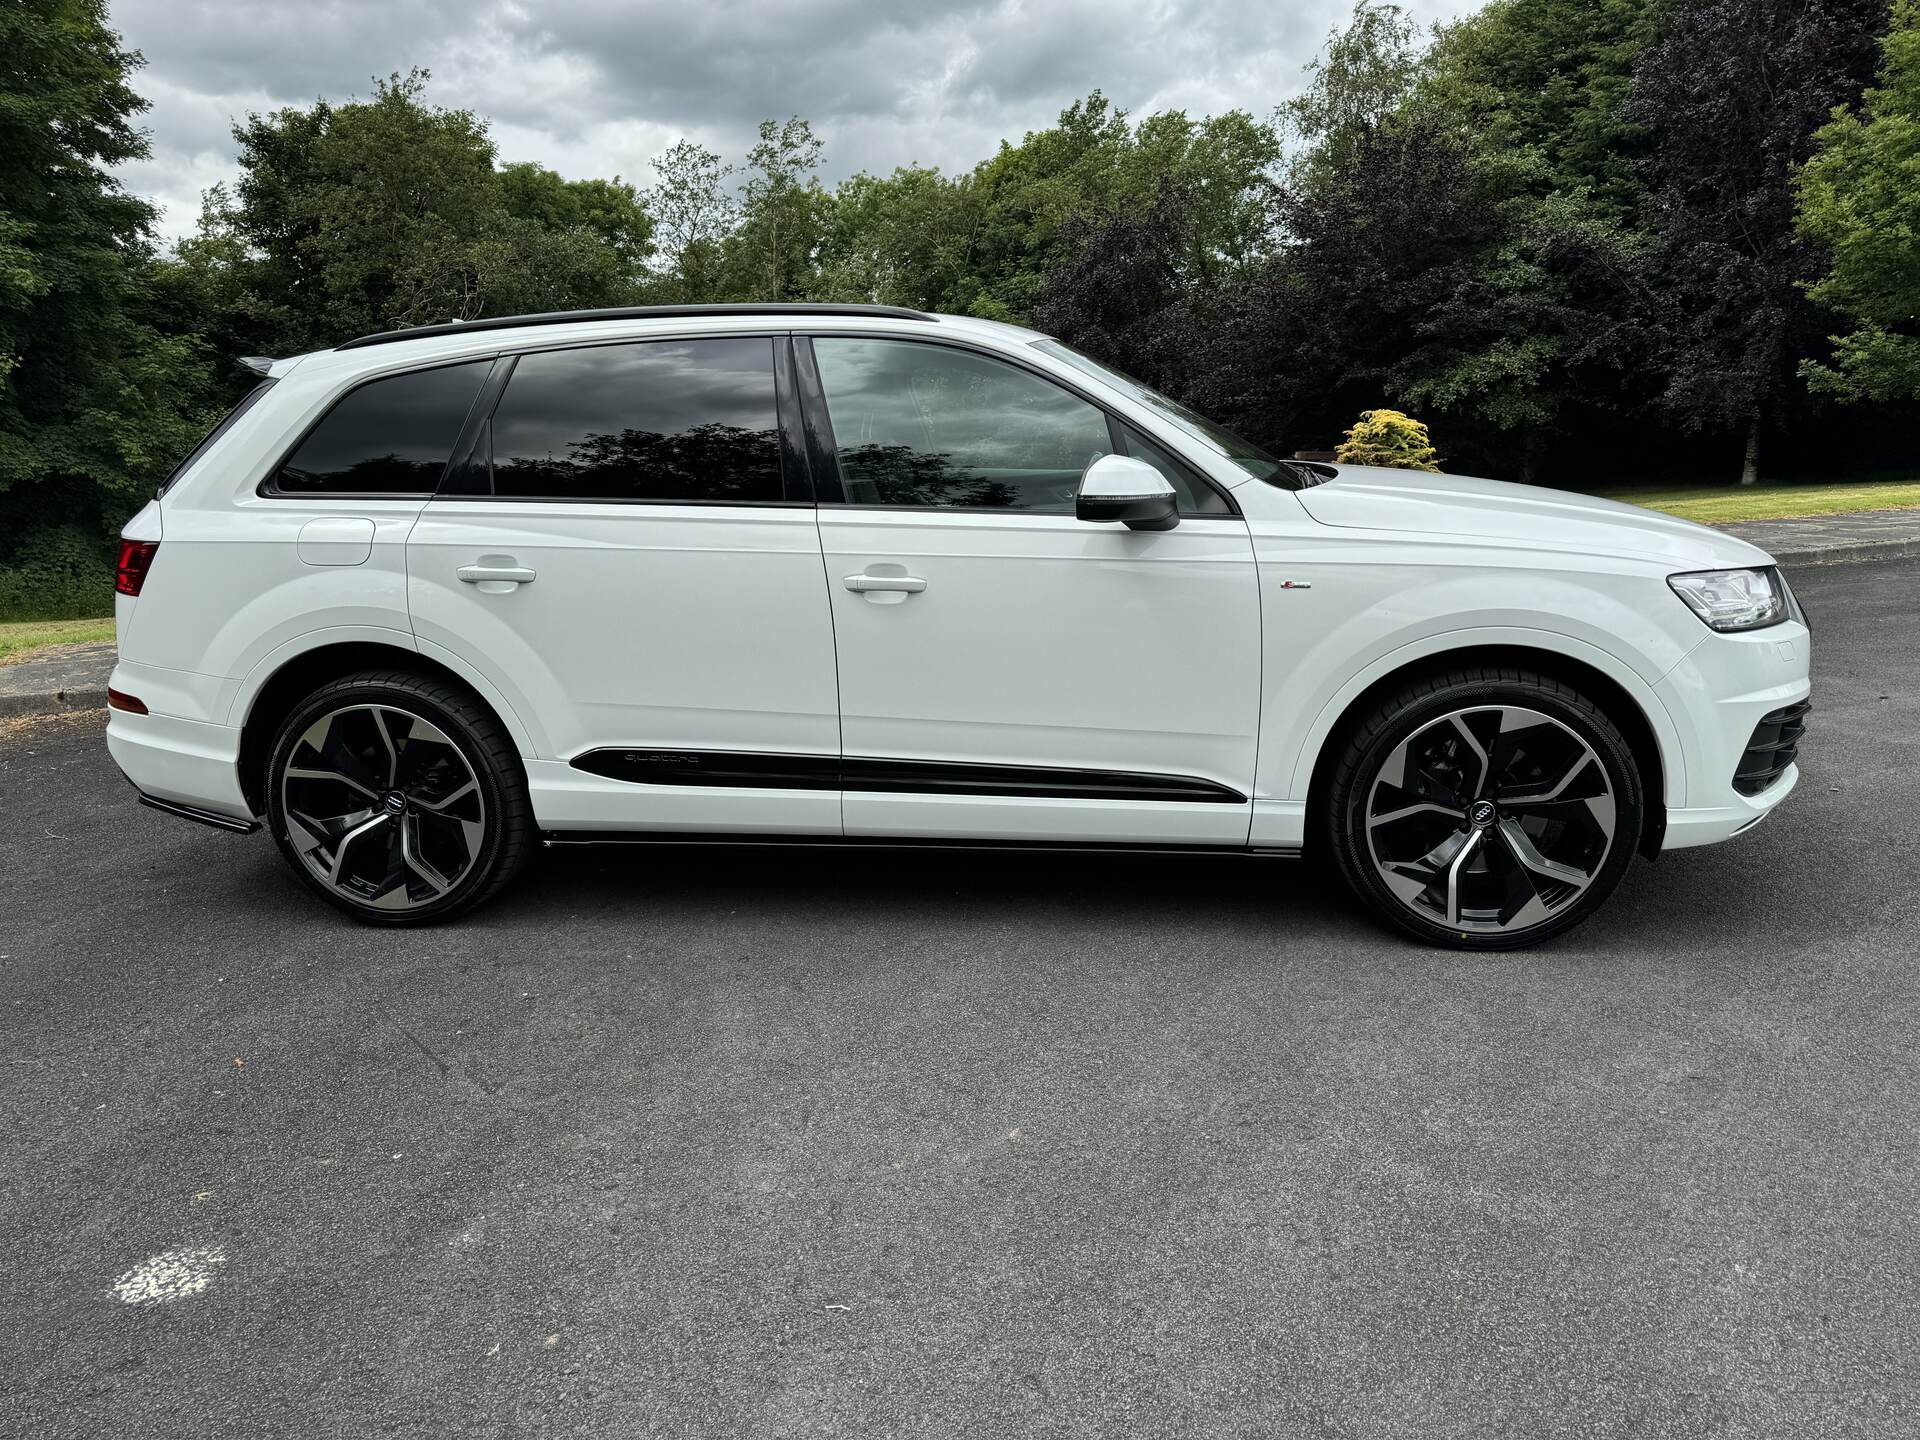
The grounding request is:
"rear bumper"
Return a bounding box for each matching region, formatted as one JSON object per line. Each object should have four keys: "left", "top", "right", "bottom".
{"left": 106, "top": 706, "right": 253, "bottom": 825}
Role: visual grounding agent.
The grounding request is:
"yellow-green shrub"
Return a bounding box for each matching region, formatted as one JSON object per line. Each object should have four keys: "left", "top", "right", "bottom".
{"left": 1335, "top": 409, "right": 1442, "bottom": 472}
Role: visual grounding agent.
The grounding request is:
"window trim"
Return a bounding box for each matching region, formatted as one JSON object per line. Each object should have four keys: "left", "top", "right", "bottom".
{"left": 255, "top": 357, "right": 499, "bottom": 501}
{"left": 793, "top": 332, "right": 1242, "bottom": 519}
{"left": 427, "top": 331, "right": 810, "bottom": 508}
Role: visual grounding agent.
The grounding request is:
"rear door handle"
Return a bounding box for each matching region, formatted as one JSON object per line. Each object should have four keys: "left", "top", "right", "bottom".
{"left": 457, "top": 559, "right": 537, "bottom": 591}
{"left": 844, "top": 575, "right": 927, "bottom": 593}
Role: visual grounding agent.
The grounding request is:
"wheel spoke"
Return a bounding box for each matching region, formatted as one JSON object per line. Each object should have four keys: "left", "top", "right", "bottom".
{"left": 1496, "top": 817, "right": 1595, "bottom": 890}
{"left": 370, "top": 708, "right": 401, "bottom": 787}
{"left": 327, "top": 813, "right": 392, "bottom": 886}
{"left": 400, "top": 814, "right": 454, "bottom": 896}
{"left": 1449, "top": 714, "right": 1491, "bottom": 799}
{"left": 1368, "top": 800, "right": 1466, "bottom": 830}
{"left": 286, "top": 765, "right": 382, "bottom": 804}
{"left": 1445, "top": 828, "right": 1483, "bottom": 926}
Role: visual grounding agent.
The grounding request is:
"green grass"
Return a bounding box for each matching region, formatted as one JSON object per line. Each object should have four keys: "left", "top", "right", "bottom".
{"left": 1598, "top": 479, "right": 1920, "bottom": 524}
{"left": 0, "top": 617, "right": 116, "bottom": 667}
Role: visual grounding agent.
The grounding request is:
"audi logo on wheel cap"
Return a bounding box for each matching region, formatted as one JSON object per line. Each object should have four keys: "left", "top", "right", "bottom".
{"left": 1469, "top": 800, "right": 1497, "bottom": 828}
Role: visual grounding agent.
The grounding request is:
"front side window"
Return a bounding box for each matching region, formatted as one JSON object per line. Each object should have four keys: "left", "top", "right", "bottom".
{"left": 273, "top": 362, "right": 489, "bottom": 495}
{"left": 488, "top": 338, "right": 784, "bottom": 503}
{"left": 1031, "top": 338, "right": 1290, "bottom": 487}
{"left": 812, "top": 338, "right": 1115, "bottom": 512}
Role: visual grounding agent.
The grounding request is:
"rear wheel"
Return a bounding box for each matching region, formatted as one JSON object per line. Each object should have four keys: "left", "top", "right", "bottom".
{"left": 265, "top": 671, "right": 532, "bottom": 925}
{"left": 1324, "top": 667, "right": 1643, "bottom": 950}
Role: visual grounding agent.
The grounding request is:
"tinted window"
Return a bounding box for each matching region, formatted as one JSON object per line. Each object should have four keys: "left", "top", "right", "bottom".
{"left": 274, "top": 363, "right": 488, "bottom": 495}
{"left": 1119, "top": 424, "right": 1232, "bottom": 515}
{"left": 489, "top": 338, "right": 784, "bottom": 502}
{"left": 812, "top": 338, "right": 1113, "bottom": 511}
{"left": 161, "top": 379, "right": 276, "bottom": 496}
{"left": 1031, "top": 338, "right": 1289, "bottom": 486}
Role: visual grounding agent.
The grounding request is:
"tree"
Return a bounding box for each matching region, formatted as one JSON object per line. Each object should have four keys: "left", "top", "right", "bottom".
{"left": 723, "top": 117, "right": 827, "bottom": 301}
{"left": 1390, "top": 0, "right": 1661, "bottom": 479}
{"left": 1797, "top": 0, "right": 1920, "bottom": 402}
{"left": 1628, "top": 0, "right": 1888, "bottom": 482}
{"left": 645, "top": 140, "right": 734, "bottom": 302}
{"left": 1032, "top": 180, "right": 1198, "bottom": 388}
{"left": 1281, "top": 1, "right": 1426, "bottom": 192}
{"left": 180, "top": 70, "right": 652, "bottom": 358}
{"left": 0, "top": 0, "right": 215, "bottom": 559}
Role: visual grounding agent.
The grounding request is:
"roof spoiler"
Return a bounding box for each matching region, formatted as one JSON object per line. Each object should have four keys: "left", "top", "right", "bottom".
{"left": 237, "top": 355, "right": 278, "bottom": 377}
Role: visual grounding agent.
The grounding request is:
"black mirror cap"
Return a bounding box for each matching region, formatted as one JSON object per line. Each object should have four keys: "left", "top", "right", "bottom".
{"left": 1076, "top": 491, "right": 1180, "bottom": 531}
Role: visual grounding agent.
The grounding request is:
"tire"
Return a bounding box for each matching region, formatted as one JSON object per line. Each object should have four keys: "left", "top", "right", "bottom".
{"left": 1323, "top": 666, "right": 1643, "bottom": 950}
{"left": 264, "top": 670, "right": 533, "bottom": 925}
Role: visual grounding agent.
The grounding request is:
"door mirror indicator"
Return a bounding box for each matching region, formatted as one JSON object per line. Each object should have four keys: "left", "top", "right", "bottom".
{"left": 1076, "top": 454, "right": 1180, "bottom": 531}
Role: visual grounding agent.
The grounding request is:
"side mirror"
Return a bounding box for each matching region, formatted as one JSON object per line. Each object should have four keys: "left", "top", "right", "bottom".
{"left": 1076, "top": 454, "right": 1179, "bottom": 532}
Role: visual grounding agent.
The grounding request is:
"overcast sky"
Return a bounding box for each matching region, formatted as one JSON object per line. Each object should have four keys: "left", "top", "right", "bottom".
{"left": 110, "top": 0, "right": 1479, "bottom": 246}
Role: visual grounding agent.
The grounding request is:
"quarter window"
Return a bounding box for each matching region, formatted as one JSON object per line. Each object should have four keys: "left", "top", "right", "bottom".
{"left": 812, "top": 338, "right": 1114, "bottom": 512}
{"left": 273, "top": 362, "right": 489, "bottom": 495}
{"left": 487, "top": 338, "right": 785, "bottom": 503}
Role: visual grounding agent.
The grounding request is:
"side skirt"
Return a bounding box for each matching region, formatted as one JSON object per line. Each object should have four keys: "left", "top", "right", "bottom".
{"left": 540, "top": 830, "right": 1299, "bottom": 858}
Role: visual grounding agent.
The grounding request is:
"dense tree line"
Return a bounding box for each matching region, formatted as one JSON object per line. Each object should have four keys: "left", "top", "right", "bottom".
{"left": 2, "top": 0, "right": 1915, "bottom": 614}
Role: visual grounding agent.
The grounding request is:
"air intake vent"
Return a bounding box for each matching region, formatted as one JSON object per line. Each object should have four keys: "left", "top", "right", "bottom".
{"left": 1732, "top": 699, "right": 1810, "bottom": 795}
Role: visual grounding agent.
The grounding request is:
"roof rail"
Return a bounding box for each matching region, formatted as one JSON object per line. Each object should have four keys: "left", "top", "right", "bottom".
{"left": 334, "top": 302, "right": 937, "bottom": 351}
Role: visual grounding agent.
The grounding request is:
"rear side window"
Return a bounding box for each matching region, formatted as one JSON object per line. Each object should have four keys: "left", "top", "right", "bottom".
{"left": 487, "top": 338, "right": 785, "bottom": 503}
{"left": 272, "top": 362, "right": 489, "bottom": 495}
{"left": 160, "top": 379, "right": 276, "bottom": 496}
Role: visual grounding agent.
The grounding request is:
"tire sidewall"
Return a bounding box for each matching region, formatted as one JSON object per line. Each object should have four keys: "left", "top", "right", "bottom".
{"left": 1330, "top": 677, "right": 1644, "bottom": 950}
{"left": 265, "top": 678, "right": 516, "bottom": 925}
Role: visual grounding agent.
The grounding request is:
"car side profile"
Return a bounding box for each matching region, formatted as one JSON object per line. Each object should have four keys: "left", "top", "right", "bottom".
{"left": 106, "top": 303, "right": 1811, "bottom": 948}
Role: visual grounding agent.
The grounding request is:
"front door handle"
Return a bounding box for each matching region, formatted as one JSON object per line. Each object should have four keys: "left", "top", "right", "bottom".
{"left": 844, "top": 574, "right": 927, "bottom": 594}
{"left": 457, "top": 558, "right": 537, "bottom": 592}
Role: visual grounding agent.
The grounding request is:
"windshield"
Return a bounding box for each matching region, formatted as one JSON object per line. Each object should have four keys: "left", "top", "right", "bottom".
{"left": 1032, "top": 339, "right": 1292, "bottom": 487}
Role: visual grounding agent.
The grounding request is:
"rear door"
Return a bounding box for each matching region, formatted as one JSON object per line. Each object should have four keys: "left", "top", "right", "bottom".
{"left": 407, "top": 333, "right": 841, "bottom": 835}
{"left": 802, "top": 334, "right": 1262, "bottom": 846}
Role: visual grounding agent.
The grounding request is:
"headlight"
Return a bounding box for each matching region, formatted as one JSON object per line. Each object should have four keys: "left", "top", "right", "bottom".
{"left": 1667, "top": 567, "right": 1789, "bottom": 631}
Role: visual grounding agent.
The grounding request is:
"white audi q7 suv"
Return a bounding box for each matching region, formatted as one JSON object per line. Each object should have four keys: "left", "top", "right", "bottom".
{"left": 105, "top": 303, "right": 1811, "bottom": 947}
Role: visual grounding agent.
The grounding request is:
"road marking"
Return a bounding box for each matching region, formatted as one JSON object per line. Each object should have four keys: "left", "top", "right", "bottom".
{"left": 111, "top": 1245, "right": 226, "bottom": 1305}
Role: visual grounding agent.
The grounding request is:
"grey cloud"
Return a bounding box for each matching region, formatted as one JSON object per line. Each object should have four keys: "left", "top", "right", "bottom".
{"left": 108, "top": 0, "right": 1478, "bottom": 242}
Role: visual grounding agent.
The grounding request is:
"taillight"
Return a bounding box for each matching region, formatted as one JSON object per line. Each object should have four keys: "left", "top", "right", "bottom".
{"left": 116, "top": 539, "right": 159, "bottom": 596}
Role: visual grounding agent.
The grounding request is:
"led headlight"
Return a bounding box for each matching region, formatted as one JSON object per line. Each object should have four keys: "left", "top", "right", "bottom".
{"left": 1666, "top": 567, "right": 1789, "bottom": 632}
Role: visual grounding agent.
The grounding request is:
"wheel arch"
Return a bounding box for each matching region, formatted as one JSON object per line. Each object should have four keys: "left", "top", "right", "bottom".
{"left": 1301, "top": 642, "right": 1675, "bottom": 860}
{"left": 235, "top": 639, "right": 529, "bottom": 816}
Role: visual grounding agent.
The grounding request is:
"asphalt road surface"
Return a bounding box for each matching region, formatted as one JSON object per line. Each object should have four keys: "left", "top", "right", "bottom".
{"left": 3, "top": 558, "right": 1917, "bottom": 1439}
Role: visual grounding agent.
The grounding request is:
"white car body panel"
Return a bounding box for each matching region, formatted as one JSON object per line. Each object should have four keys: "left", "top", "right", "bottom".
{"left": 408, "top": 500, "right": 841, "bottom": 834}
{"left": 105, "top": 307, "right": 1812, "bottom": 884}
{"left": 819, "top": 508, "right": 1261, "bottom": 844}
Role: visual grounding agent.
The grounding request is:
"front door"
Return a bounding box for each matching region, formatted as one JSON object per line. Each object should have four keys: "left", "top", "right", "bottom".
{"left": 803, "top": 335, "right": 1262, "bottom": 845}
{"left": 408, "top": 334, "right": 841, "bottom": 834}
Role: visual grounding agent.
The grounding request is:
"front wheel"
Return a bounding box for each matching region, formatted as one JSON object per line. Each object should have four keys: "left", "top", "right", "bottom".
{"left": 265, "top": 671, "right": 533, "bottom": 925}
{"left": 1324, "top": 667, "right": 1644, "bottom": 950}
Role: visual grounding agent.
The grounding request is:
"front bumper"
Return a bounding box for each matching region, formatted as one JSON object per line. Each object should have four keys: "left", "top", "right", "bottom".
{"left": 1653, "top": 620, "right": 1811, "bottom": 852}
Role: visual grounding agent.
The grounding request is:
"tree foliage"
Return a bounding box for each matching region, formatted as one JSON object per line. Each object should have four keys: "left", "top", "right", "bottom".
{"left": 1336, "top": 409, "right": 1443, "bottom": 470}
{"left": 174, "top": 71, "right": 652, "bottom": 360}
{"left": 0, "top": 0, "right": 215, "bottom": 551}
{"left": 1797, "top": 0, "right": 1920, "bottom": 402}
{"left": 1628, "top": 0, "right": 1887, "bottom": 480}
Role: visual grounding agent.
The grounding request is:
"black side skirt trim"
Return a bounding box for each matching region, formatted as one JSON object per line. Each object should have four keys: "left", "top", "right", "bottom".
{"left": 136, "top": 792, "right": 262, "bottom": 834}
{"left": 543, "top": 831, "right": 1296, "bottom": 857}
{"left": 568, "top": 749, "right": 1246, "bottom": 805}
